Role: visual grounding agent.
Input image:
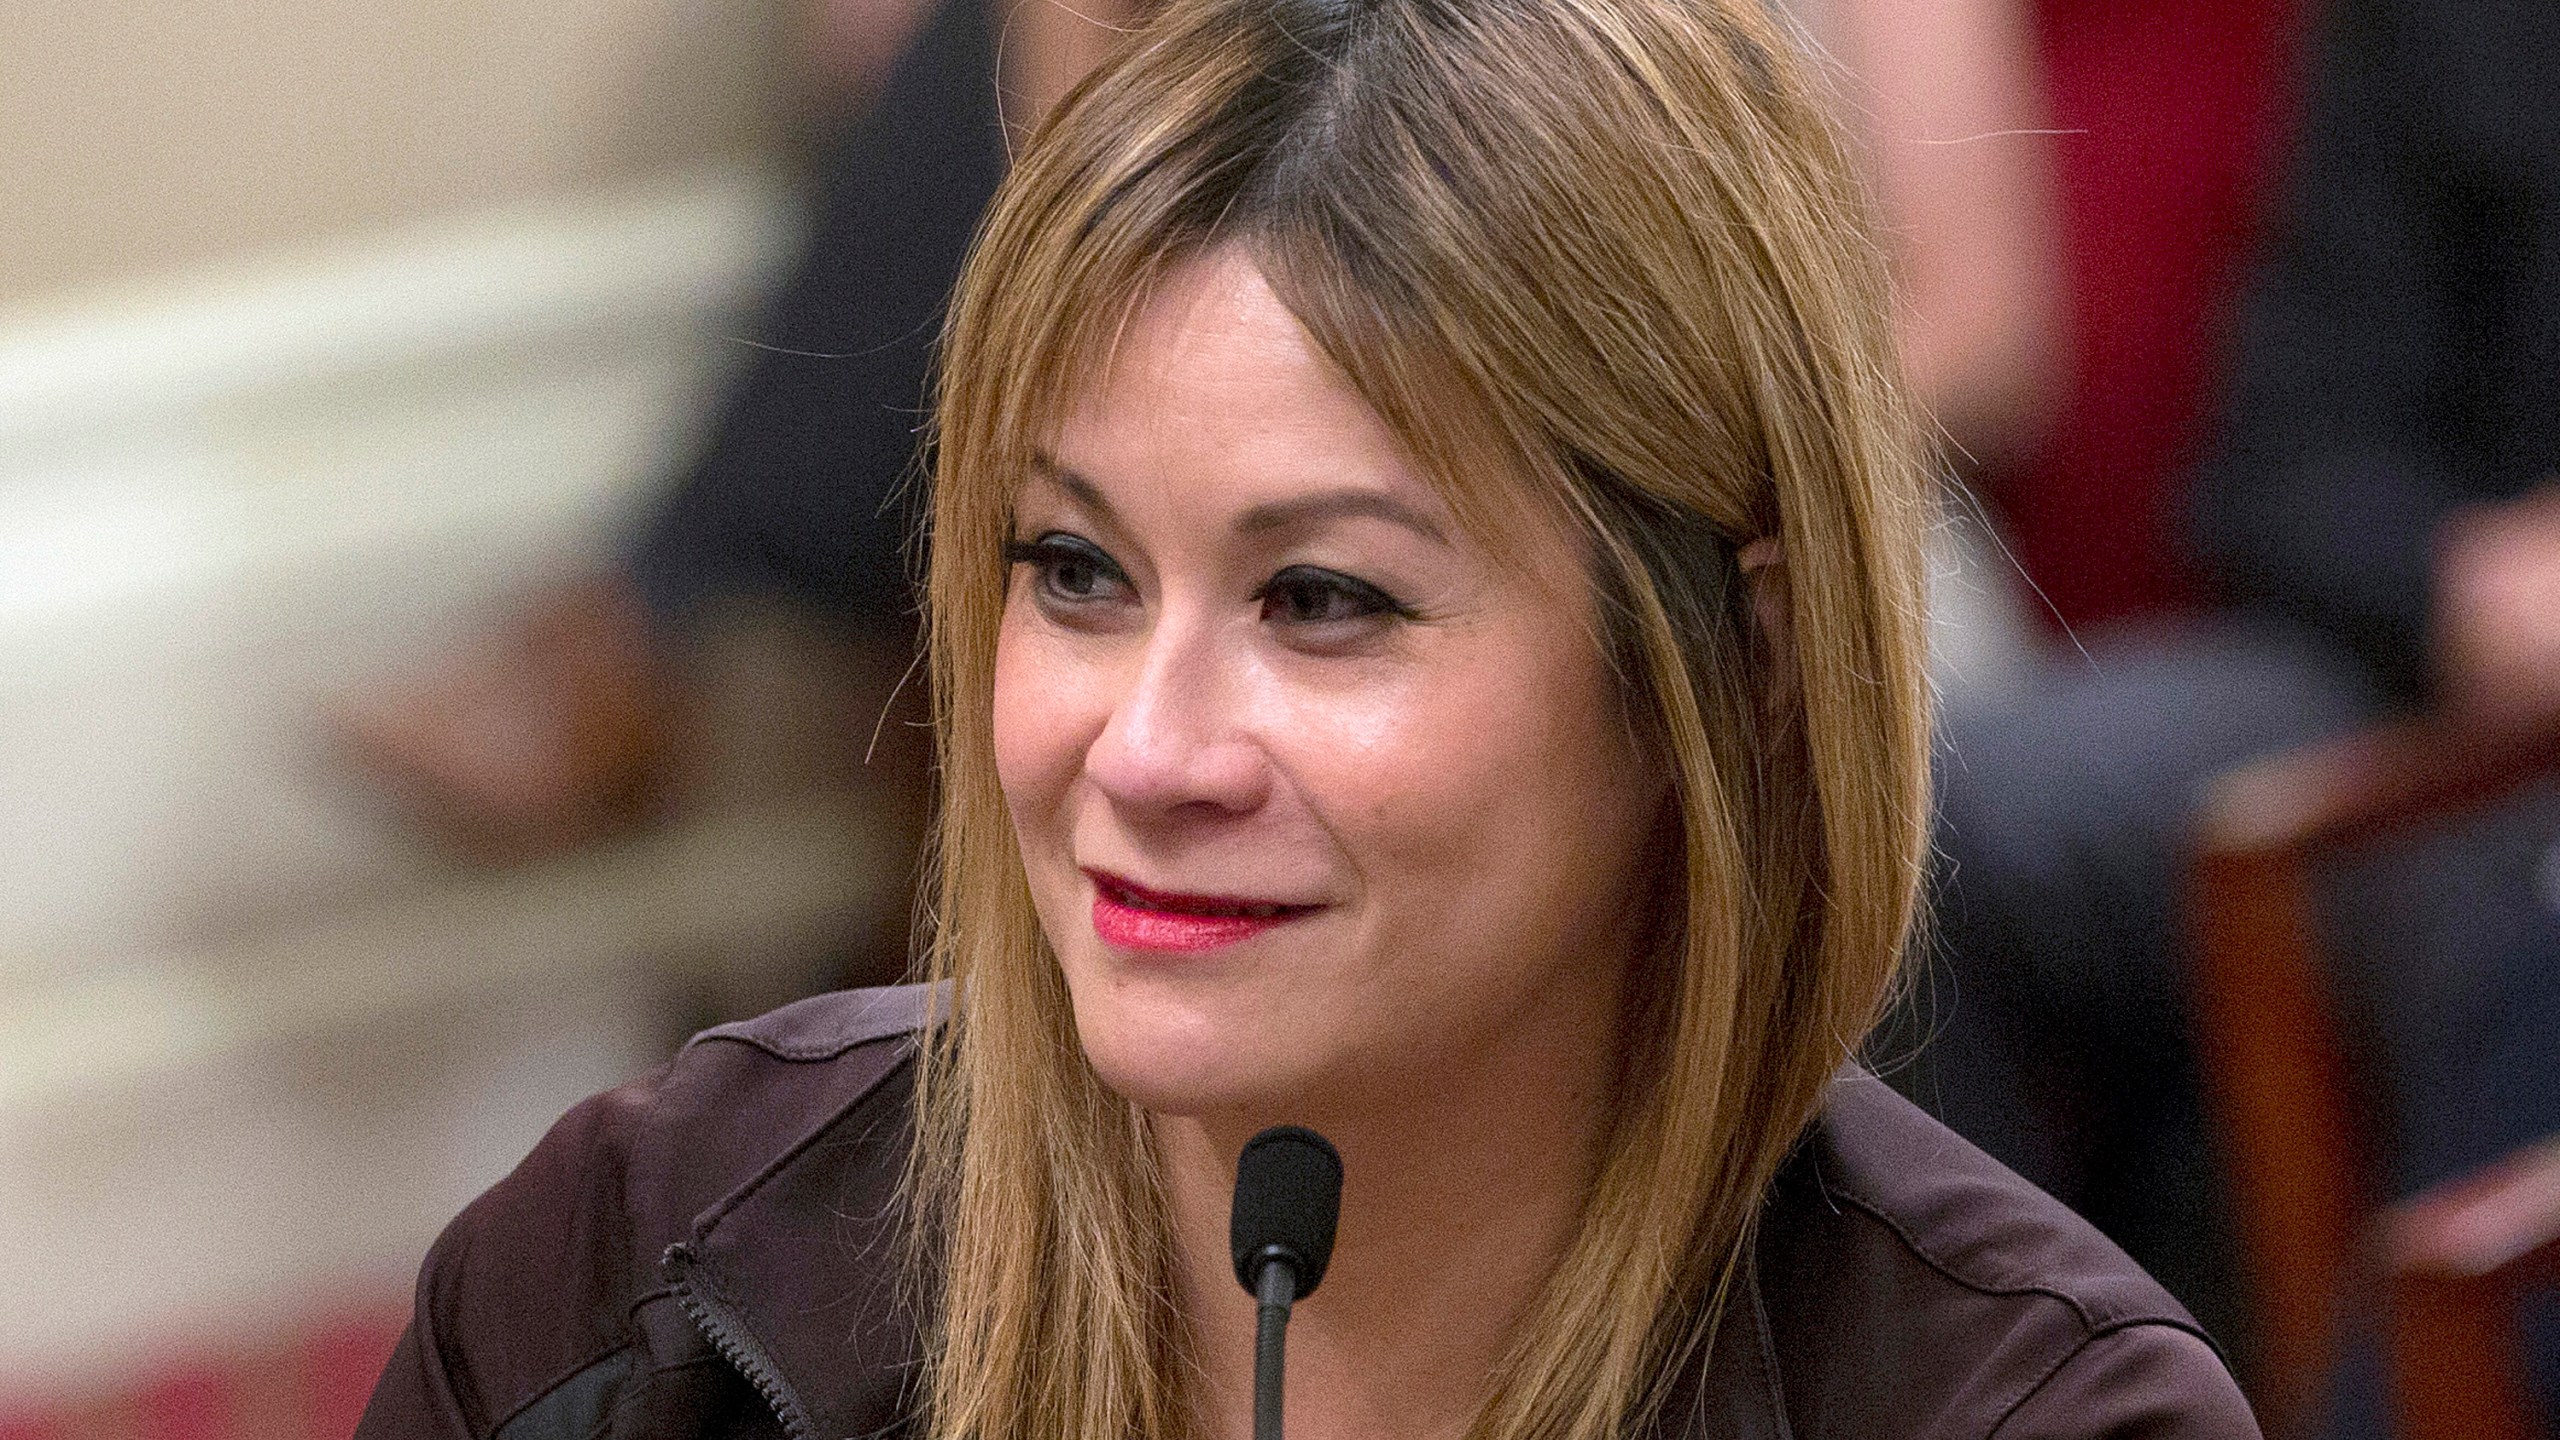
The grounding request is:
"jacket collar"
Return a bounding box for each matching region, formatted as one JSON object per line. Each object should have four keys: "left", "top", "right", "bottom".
{"left": 667, "top": 1046, "right": 926, "bottom": 1440}
{"left": 672, "top": 1049, "right": 1791, "bottom": 1440}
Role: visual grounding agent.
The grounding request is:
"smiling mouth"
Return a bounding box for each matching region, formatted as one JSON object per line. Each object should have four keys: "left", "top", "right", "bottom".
{"left": 1084, "top": 870, "right": 1320, "bottom": 952}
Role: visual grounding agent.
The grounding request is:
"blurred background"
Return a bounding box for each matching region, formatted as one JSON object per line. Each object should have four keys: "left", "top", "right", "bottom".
{"left": 1, "top": 0, "right": 2552, "bottom": 1435}
{"left": 0, "top": 0, "right": 895, "bottom": 1427}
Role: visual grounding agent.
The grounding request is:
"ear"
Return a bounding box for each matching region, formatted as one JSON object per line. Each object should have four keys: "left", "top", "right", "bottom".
{"left": 1736, "top": 536, "right": 1795, "bottom": 691}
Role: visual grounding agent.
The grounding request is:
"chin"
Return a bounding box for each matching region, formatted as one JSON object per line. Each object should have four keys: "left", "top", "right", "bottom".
{"left": 1066, "top": 977, "right": 1318, "bottom": 1119}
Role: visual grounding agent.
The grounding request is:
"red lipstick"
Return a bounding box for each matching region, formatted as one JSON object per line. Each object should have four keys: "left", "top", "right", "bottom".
{"left": 1085, "top": 869, "right": 1318, "bottom": 953}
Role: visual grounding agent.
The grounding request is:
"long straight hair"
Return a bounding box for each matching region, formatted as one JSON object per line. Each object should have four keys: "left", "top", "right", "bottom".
{"left": 911, "top": 1, "right": 1933, "bottom": 1437}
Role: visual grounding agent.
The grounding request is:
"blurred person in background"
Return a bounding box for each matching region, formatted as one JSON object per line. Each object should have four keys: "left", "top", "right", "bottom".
{"left": 336, "top": 0, "right": 1132, "bottom": 870}
{"left": 1909, "top": 0, "right": 2560, "bottom": 1407}
{"left": 336, "top": 0, "right": 2062, "bottom": 924}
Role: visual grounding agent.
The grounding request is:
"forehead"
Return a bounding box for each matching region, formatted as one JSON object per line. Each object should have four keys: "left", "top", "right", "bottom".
{"left": 1035, "top": 248, "right": 1570, "bottom": 564}
{"left": 1045, "top": 251, "right": 1427, "bottom": 509}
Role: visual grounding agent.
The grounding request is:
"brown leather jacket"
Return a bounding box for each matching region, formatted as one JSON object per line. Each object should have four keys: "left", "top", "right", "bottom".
{"left": 356, "top": 985, "right": 2259, "bottom": 1439}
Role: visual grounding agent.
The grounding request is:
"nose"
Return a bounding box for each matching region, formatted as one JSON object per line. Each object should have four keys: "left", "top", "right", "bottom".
{"left": 1082, "top": 616, "right": 1273, "bottom": 820}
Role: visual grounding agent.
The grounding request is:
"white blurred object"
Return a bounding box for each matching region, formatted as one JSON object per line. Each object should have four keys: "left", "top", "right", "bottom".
{"left": 0, "top": 163, "right": 911, "bottom": 1394}
{"left": 0, "top": 162, "right": 791, "bottom": 970}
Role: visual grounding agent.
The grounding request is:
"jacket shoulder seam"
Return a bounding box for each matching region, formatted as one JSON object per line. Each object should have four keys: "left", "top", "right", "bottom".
{"left": 1821, "top": 1179, "right": 2234, "bottom": 1435}
{"left": 688, "top": 1023, "right": 921, "bottom": 1064}
{"left": 683, "top": 984, "right": 941, "bottom": 1063}
{"left": 1982, "top": 1320, "right": 2218, "bottom": 1439}
{"left": 1824, "top": 1175, "right": 2221, "bottom": 1354}
{"left": 1819, "top": 1177, "right": 2118, "bottom": 1332}
{"left": 1981, "top": 1327, "right": 2103, "bottom": 1440}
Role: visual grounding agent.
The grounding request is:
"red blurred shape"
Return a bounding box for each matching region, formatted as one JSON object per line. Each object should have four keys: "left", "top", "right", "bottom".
{"left": 134, "top": 1366, "right": 230, "bottom": 1440}
{"left": 301, "top": 1312, "right": 407, "bottom": 1439}
{"left": 2008, "top": 0, "right": 2306, "bottom": 628}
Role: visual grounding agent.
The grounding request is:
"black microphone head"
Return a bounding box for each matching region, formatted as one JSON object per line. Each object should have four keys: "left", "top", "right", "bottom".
{"left": 1229, "top": 1125, "right": 1344, "bottom": 1300}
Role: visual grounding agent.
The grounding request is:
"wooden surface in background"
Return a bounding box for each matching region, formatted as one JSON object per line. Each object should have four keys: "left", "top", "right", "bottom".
{"left": 2190, "top": 715, "right": 2560, "bottom": 1437}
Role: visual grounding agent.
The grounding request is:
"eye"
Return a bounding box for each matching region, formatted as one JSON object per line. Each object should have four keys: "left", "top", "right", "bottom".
{"left": 1254, "top": 565, "right": 1414, "bottom": 630}
{"left": 1004, "top": 533, "right": 1133, "bottom": 609}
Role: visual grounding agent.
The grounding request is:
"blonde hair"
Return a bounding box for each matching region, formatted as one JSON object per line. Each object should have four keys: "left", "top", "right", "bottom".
{"left": 911, "top": 0, "right": 1932, "bottom": 1437}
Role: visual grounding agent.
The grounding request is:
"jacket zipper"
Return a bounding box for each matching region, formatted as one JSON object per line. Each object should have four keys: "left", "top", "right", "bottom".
{"left": 663, "top": 1241, "right": 822, "bottom": 1440}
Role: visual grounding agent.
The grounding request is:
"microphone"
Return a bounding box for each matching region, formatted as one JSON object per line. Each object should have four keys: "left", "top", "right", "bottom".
{"left": 1229, "top": 1125, "right": 1343, "bottom": 1440}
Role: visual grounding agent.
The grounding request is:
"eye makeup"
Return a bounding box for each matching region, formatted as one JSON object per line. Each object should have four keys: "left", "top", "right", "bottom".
{"left": 1003, "top": 528, "right": 1426, "bottom": 645}
{"left": 1005, "top": 532, "right": 1136, "bottom": 611}
{"left": 1251, "top": 565, "right": 1419, "bottom": 626}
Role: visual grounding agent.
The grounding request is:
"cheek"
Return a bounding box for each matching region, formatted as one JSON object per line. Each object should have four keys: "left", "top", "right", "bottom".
{"left": 990, "top": 604, "right": 1091, "bottom": 841}
{"left": 1348, "top": 634, "right": 1658, "bottom": 936}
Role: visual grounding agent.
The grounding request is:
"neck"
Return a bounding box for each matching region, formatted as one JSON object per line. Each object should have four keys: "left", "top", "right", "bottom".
{"left": 1152, "top": 996, "right": 1623, "bottom": 1440}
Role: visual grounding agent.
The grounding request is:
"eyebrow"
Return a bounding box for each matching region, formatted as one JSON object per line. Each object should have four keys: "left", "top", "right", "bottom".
{"left": 1027, "top": 451, "right": 1451, "bottom": 546}
{"left": 1026, "top": 453, "right": 1123, "bottom": 525}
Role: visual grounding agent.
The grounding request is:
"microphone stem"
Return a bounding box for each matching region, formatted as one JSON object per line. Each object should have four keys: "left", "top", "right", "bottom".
{"left": 1253, "top": 1259, "right": 1296, "bottom": 1440}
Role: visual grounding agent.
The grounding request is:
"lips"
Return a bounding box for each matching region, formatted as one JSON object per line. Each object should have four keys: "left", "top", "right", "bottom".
{"left": 1084, "top": 869, "right": 1320, "bottom": 953}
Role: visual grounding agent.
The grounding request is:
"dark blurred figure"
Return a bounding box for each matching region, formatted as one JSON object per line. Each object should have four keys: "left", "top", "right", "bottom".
{"left": 340, "top": 0, "right": 1008, "bottom": 878}
{"left": 1909, "top": 0, "right": 2560, "bottom": 1414}
{"left": 626, "top": 0, "right": 1002, "bottom": 648}
{"left": 625, "top": 0, "right": 1137, "bottom": 640}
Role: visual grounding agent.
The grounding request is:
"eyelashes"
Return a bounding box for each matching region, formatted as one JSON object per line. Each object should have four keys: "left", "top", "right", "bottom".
{"left": 1003, "top": 534, "right": 1128, "bottom": 605}
{"left": 1003, "top": 531, "right": 1420, "bottom": 632}
{"left": 1251, "top": 565, "right": 1416, "bottom": 626}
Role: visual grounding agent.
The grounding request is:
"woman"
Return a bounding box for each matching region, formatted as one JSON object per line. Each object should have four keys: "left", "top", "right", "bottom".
{"left": 357, "top": 0, "right": 2254, "bottom": 1435}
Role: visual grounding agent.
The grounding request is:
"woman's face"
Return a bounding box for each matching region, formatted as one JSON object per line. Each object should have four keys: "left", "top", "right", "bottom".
{"left": 992, "top": 249, "right": 1668, "bottom": 1121}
